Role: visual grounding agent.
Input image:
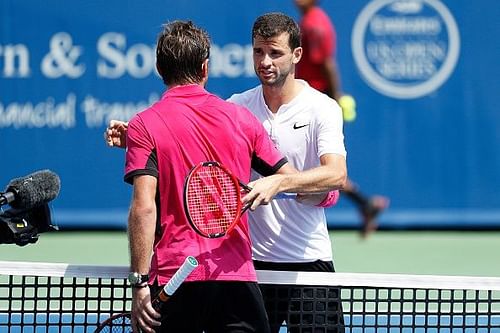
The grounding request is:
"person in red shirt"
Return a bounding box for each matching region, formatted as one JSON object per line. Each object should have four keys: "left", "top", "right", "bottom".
{"left": 295, "top": 0, "right": 389, "bottom": 237}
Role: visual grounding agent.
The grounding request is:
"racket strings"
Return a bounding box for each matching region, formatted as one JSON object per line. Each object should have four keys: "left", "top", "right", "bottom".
{"left": 187, "top": 166, "right": 240, "bottom": 235}
{"left": 96, "top": 314, "right": 132, "bottom": 333}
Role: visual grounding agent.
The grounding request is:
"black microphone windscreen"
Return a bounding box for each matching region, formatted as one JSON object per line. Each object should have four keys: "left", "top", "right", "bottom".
{"left": 6, "top": 170, "right": 61, "bottom": 209}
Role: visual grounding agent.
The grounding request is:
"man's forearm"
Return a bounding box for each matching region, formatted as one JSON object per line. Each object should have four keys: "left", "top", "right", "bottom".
{"left": 275, "top": 154, "right": 347, "bottom": 193}
{"left": 128, "top": 205, "right": 156, "bottom": 273}
{"left": 278, "top": 164, "right": 346, "bottom": 193}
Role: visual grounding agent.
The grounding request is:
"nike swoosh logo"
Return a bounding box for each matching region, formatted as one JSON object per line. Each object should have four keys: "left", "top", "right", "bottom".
{"left": 293, "top": 123, "right": 310, "bottom": 129}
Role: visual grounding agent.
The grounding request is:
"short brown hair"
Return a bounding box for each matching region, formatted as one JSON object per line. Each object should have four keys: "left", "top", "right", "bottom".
{"left": 252, "top": 12, "right": 301, "bottom": 50}
{"left": 156, "top": 20, "right": 211, "bottom": 86}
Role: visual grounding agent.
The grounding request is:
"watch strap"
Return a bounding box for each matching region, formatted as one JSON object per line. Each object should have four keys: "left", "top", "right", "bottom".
{"left": 128, "top": 272, "right": 150, "bottom": 287}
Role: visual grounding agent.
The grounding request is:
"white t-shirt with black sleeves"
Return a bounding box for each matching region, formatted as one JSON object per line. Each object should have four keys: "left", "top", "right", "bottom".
{"left": 228, "top": 80, "right": 346, "bottom": 263}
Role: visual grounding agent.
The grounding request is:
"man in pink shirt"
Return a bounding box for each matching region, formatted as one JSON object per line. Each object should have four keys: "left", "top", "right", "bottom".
{"left": 125, "top": 21, "right": 295, "bottom": 333}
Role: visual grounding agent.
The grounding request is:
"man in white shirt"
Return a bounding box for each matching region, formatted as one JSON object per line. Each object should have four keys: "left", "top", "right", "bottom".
{"left": 228, "top": 12, "right": 346, "bottom": 332}
{"left": 228, "top": 55, "right": 345, "bottom": 266}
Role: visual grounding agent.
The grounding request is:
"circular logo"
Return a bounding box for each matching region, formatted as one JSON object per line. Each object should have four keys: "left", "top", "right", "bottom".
{"left": 352, "top": 0, "right": 460, "bottom": 99}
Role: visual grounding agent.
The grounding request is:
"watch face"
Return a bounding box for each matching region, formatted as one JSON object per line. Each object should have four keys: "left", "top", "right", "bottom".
{"left": 128, "top": 272, "right": 148, "bottom": 286}
{"left": 128, "top": 272, "right": 140, "bottom": 284}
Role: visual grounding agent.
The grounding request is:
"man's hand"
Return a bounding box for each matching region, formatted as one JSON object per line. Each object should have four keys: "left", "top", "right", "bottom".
{"left": 104, "top": 120, "right": 128, "bottom": 148}
{"left": 242, "top": 174, "right": 286, "bottom": 211}
{"left": 131, "top": 286, "right": 161, "bottom": 333}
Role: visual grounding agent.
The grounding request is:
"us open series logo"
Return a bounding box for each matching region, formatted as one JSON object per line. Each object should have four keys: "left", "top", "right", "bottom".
{"left": 352, "top": 0, "right": 460, "bottom": 99}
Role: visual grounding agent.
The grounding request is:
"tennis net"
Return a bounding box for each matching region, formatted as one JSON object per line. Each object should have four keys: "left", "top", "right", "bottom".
{"left": 1, "top": 260, "right": 499, "bottom": 332}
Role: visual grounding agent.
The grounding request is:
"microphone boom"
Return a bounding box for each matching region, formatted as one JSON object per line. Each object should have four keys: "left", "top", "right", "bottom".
{"left": 2, "top": 170, "right": 61, "bottom": 209}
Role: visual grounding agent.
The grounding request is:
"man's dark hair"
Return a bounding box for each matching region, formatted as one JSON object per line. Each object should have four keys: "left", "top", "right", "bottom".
{"left": 156, "top": 20, "right": 210, "bottom": 86}
{"left": 252, "top": 12, "right": 301, "bottom": 50}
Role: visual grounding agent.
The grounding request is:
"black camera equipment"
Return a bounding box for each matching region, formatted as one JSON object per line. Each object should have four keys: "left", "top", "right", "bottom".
{"left": 0, "top": 204, "right": 58, "bottom": 246}
{"left": 0, "top": 170, "right": 60, "bottom": 246}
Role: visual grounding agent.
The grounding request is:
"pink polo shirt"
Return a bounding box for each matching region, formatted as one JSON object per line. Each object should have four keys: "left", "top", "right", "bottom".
{"left": 124, "top": 84, "right": 286, "bottom": 285}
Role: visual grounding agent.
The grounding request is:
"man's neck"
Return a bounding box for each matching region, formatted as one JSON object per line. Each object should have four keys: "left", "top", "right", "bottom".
{"left": 165, "top": 83, "right": 201, "bottom": 95}
{"left": 299, "top": 4, "right": 316, "bottom": 15}
{"left": 262, "top": 78, "right": 303, "bottom": 113}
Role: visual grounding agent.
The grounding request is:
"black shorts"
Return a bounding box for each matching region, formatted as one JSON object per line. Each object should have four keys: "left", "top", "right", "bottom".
{"left": 150, "top": 280, "right": 270, "bottom": 333}
{"left": 254, "top": 260, "right": 345, "bottom": 333}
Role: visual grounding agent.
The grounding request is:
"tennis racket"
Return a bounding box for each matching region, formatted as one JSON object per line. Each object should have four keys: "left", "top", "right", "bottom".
{"left": 93, "top": 256, "right": 199, "bottom": 333}
{"left": 183, "top": 161, "right": 295, "bottom": 238}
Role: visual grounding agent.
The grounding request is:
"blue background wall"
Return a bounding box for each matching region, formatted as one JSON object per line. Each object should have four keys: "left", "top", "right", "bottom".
{"left": 1, "top": 0, "right": 499, "bottom": 229}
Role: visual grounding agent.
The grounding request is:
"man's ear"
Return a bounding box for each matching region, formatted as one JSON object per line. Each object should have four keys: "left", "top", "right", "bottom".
{"left": 156, "top": 62, "right": 164, "bottom": 79}
{"left": 201, "top": 58, "right": 209, "bottom": 84}
{"left": 292, "top": 47, "right": 303, "bottom": 64}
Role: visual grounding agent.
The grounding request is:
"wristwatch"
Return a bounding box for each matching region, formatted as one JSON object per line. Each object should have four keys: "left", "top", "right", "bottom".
{"left": 128, "top": 272, "right": 149, "bottom": 287}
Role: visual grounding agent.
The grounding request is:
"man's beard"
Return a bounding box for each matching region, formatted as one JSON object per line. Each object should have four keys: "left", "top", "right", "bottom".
{"left": 256, "top": 68, "right": 290, "bottom": 88}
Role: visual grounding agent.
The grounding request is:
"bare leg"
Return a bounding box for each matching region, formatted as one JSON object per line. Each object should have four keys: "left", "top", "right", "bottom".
{"left": 342, "top": 179, "right": 389, "bottom": 238}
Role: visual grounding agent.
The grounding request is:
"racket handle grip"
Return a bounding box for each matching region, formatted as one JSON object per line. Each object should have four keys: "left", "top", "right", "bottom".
{"left": 152, "top": 256, "right": 198, "bottom": 311}
{"left": 274, "top": 192, "right": 296, "bottom": 199}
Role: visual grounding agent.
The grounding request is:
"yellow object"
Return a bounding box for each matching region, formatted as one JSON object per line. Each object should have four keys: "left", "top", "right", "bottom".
{"left": 339, "top": 94, "right": 357, "bottom": 122}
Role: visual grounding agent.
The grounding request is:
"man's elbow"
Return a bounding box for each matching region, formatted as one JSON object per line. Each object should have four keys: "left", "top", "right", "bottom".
{"left": 322, "top": 167, "right": 347, "bottom": 191}
{"left": 333, "top": 166, "right": 348, "bottom": 191}
{"left": 129, "top": 202, "right": 156, "bottom": 222}
{"left": 338, "top": 171, "right": 347, "bottom": 190}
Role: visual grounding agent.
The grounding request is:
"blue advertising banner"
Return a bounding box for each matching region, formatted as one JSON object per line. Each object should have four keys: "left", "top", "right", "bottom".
{"left": 1, "top": 0, "right": 499, "bottom": 229}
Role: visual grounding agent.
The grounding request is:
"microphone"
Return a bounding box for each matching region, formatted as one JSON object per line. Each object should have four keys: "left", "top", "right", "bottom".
{"left": 0, "top": 170, "right": 61, "bottom": 210}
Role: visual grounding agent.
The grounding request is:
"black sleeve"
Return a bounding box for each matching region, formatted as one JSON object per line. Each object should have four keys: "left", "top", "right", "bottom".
{"left": 124, "top": 149, "right": 158, "bottom": 184}
{"left": 251, "top": 155, "right": 288, "bottom": 177}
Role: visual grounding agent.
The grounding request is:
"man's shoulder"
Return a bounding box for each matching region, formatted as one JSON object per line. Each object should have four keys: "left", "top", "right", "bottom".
{"left": 309, "top": 7, "right": 332, "bottom": 22}
{"left": 129, "top": 99, "right": 163, "bottom": 122}
{"left": 227, "top": 85, "right": 262, "bottom": 107}
{"left": 299, "top": 84, "right": 341, "bottom": 116}
{"left": 303, "top": 7, "right": 335, "bottom": 31}
{"left": 301, "top": 82, "right": 333, "bottom": 102}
